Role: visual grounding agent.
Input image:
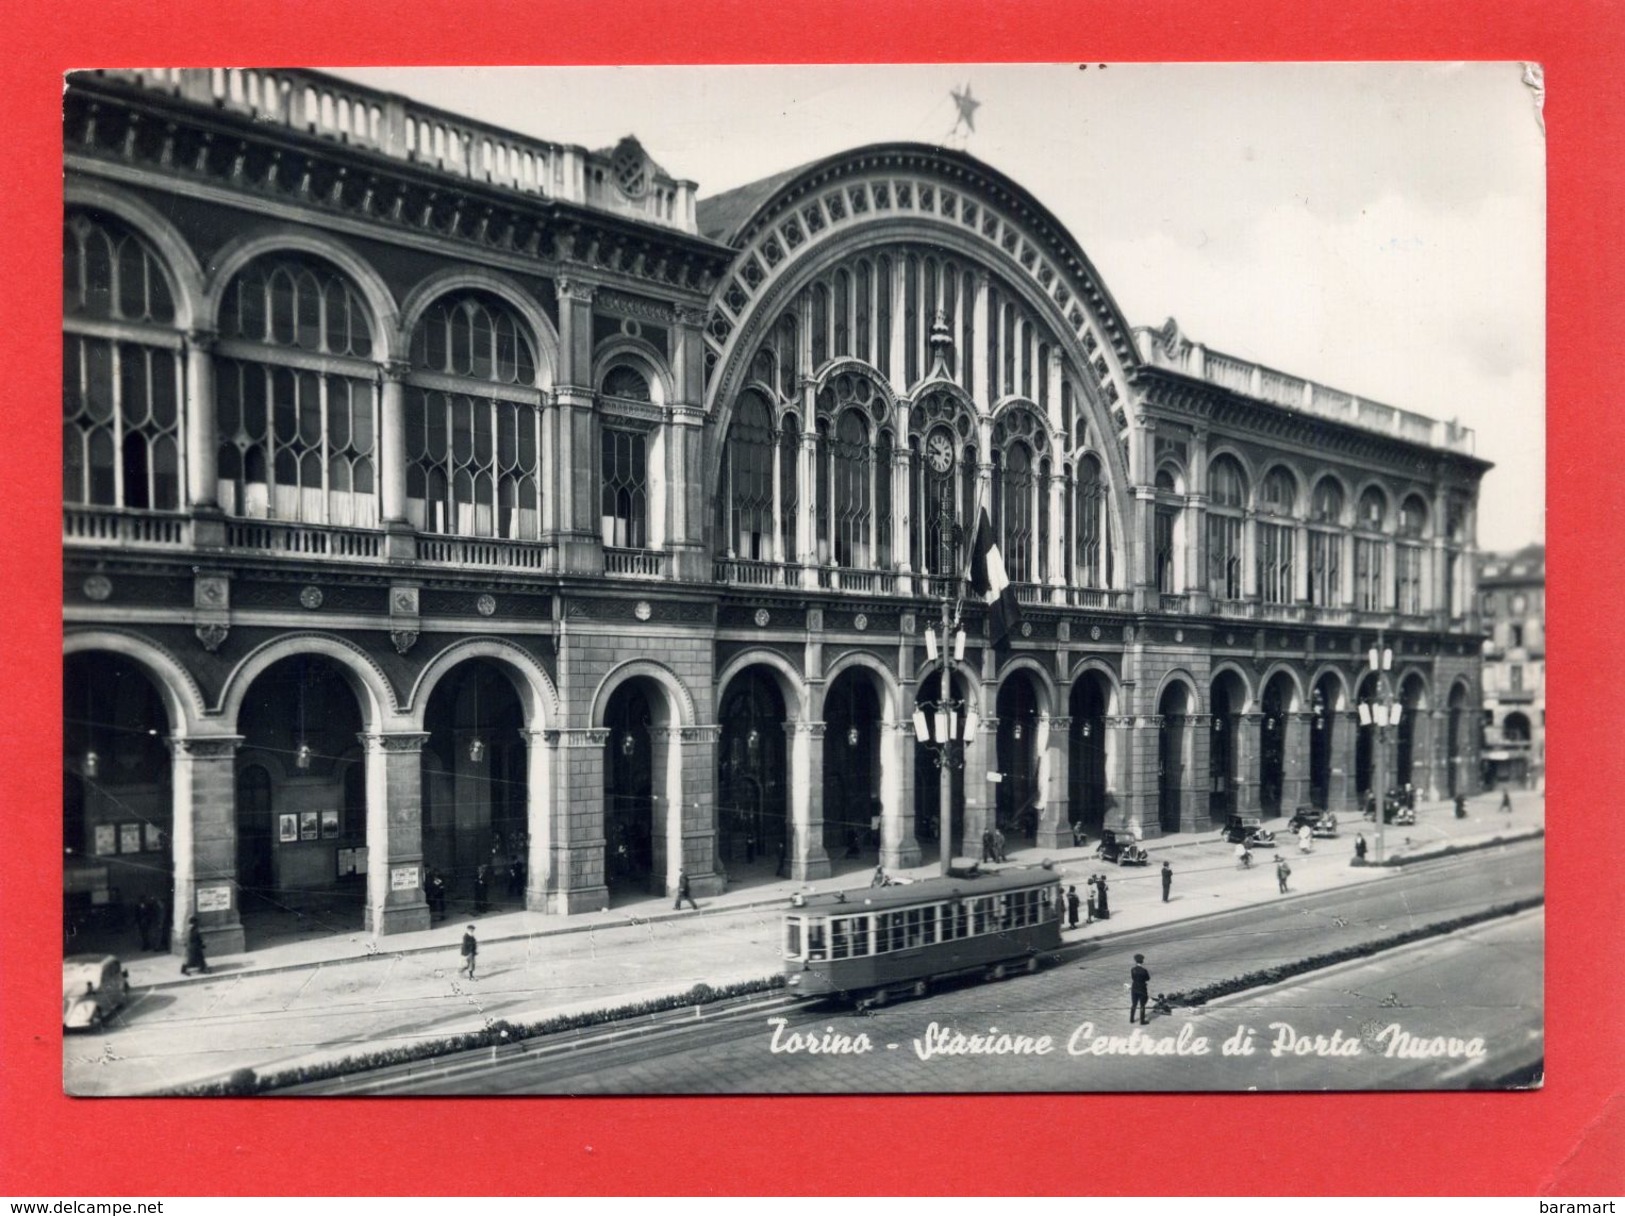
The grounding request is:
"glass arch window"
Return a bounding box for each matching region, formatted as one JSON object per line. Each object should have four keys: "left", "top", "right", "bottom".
{"left": 215, "top": 253, "right": 378, "bottom": 526}
{"left": 722, "top": 392, "right": 775, "bottom": 561}
{"left": 1256, "top": 467, "right": 1296, "bottom": 604}
{"left": 1354, "top": 486, "right": 1389, "bottom": 612}
{"left": 63, "top": 211, "right": 183, "bottom": 511}
{"left": 1396, "top": 494, "right": 1430, "bottom": 615}
{"left": 405, "top": 292, "right": 542, "bottom": 539}
{"left": 1207, "top": 455, "right": 1248, "bottom": 600}
{"left": 830, "top": 410, "right": 873, "bottom": 570}
{"left": 1075, "top": 455, "right": 1108, "bottom": 589}
{"left": 996, "top": 441, "right": 1036, "bottom": 584}
{"left": 1308, "top": 477, "right": 1345, "bottom": 607}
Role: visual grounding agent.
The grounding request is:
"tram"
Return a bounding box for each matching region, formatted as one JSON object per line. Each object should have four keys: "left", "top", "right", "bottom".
{"left": 781, "top": 866, "right": 1064, "bottom": 1007}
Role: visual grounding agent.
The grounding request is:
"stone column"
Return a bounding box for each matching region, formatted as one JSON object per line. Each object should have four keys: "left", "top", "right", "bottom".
{"left": 970, "top": 272, "right": 990, "bottom": 412}
{"left": 377, "top": 359, "right": 415, "bottom": 558}
{"left": 797, "top": 411, "right": 819, "bottom": 588}
{"left": 1234, "top": 712, "right": 1262, "bottom": 814}
{"left": 888, "top": 258, "right": 909, "bottom": 395}
{"left": 554, "top": 278, "right": 601, "bottom": 573}
{"left": 1242, "top": 509, "right": 1260, "bottom": 599}
{"left": 167, "top": 734, "right": 244, "bottom": 957}
{"left": 1416, "top": 706, "right": 1440, "bottom": 802}
{"left": 678, "top": 724, "right": 723, "bottom": 896}
{"left": 183, "top": 330, "right": 220, "bottom": 522}
{"left": 668, "top": 302, "right": 711, "bottom": 581}
{"left": 1185, "top": 493, "right": 1210, "bottom": 613}
{"left": 1184, "top": 714, "right": 1212, "bottom": 832}
{"left": 520, "top": 727, "right": 556, "bottom": 912}
{"left": 551, "top": 727, "right": 610, "bottom": 913}
{"left": 1046, "top": 473, "right": 1067, "bottom": 598}
{"left": 1282, "top": 711, "right": 1313, "bottom": 812}
{"left": 1035, "top": 714, "right": 1072, "bottom": 849}
{"left": 961, "top": 713, "right": 993, "bottom": 859}
{"left": 879, "top": 720, "right": 922, "bottom": 870}
{"left": 1102, "top": 714, "right": 1134, "bottom": 831}
{"left": 892, "top": 432, "right": 913, "bottom": 594}
{"left": 1329, "top": 711, "right": 1359, "bottom": 814}
{"left": 1129, "top": 714, "right": 1162, "bottom": 836}
{"left": 785, "top": 721, "right": 831, "bottom": 880}
{"left": 358, "top": 731, "right": 432, "bottom": 936}
{"left": 1426, "top": 709, "right": 1449, "bottom": 803}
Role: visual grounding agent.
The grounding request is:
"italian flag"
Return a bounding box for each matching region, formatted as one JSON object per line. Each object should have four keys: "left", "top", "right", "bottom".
{"left": 968, "top": 507, "right": 1022, "bottom": 646}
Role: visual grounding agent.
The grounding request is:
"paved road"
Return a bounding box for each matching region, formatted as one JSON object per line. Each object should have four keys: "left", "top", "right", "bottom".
{"left": 356, "top": 840, "right": 1543, "bottom": 1094}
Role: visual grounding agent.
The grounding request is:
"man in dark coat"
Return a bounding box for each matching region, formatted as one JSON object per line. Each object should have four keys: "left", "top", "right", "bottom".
{"left": 473, "top": 864, "right": 490, "bottom": 914}
{"left": 1160, "top": 861, "right": 1173, "bottom": 903}
{"left": 180, "top": 916, "right": 209, "bottom": 976}
{"left": 1500, "top": 789, "right": 1513, "bottom": 814}
{"left": 459, "top": 924, "right": 478, "bottom": 979}
{"left": 1130, "top": 953, "right": 1151, "bottom": 1025}
{"left": 1094, "top": 873, "right": 1110, "bottom": 919}
{"left": 1276, "top": 855, "right": 1292, "bottom": 894}
{"left": 1065, "top": 885, "right": 1080, "bottom": 929}
{"left": 675, "top": 868, "right": 699, "bottom": 911}
{"left": 134, "top": 895, "right": 156, "bottom": 952}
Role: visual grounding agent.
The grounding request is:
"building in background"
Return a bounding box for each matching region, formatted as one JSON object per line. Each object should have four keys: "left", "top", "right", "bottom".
{"left": 62, "top": 69, "right": 1491, "bottom": 956}
{"left": 1478, "top": 544, "right": 1545, "bottom": 790}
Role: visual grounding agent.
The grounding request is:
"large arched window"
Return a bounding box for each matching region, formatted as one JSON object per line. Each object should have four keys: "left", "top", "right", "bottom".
{"left": 1256, "top": 466, "right": 1297, "bottom": 605}
{"left": 1153, "top": 467, "right": 1182, "bottom": 595}
{"left": 216, "top": 253, "right": 377, "bottom": 526}
{"left": 405, "top": 292, "right": 542, "bottom": 539}
{"left": 995, "top": 441, "right": 1036, "bottom": 584}
{"left": 1396, "top": 494, "right": 1429, "bottom": 615}
{"left": 63, "top": 211, "right": 183, "bottom": 511}
{"left": 830, "top": 411, "right": 873, "bottom": 569}
{"left": 1074, "top": 454, "right": 1109, "bottom": 589}
{"left": 1308, "top": 476, "right": 1345, "bottom": 606}
{"left": 1355, "top": 485, "right": 1389, "bottom": 612}
{"left": 1207, "top": 455, "right": 1248, "bottom": 601}
{"left": 909, "top": 389, "right": 978, "bottom": 583}
{"left": 721, "top": 392, "right": 775, "bottom": 561}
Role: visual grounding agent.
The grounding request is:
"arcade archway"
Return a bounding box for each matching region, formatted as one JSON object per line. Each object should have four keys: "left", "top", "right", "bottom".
{"left": 717, "top": 666, "right": 790, "bottom": 887}
{"left": 1157, "top": 682, "right": 1192, "bottom": 834}
{"left": 1068, "top": 671, "right": 1112, "bottom": 834}
{"left": 995, "top": 669, "right": 1043, "bottom": 848}
{"left": 1209, "top": 670, "right": 1247, "bottom": 822}
{"left": 824, "top": 667, "right": 884, "bottom": 875}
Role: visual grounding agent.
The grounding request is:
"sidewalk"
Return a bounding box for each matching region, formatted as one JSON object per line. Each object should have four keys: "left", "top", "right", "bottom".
{"left": 121, "top": 788, "right": 1544, "bottom": 992}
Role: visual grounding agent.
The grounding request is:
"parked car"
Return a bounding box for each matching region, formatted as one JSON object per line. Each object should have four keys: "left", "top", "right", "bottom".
{"left": 63, "top": 954, "right": 128, "bottom": 1031}
{"left": 1287, "top": 807, "right": 1340, "bottom": 837}
{"left": 1094, "top": 828, "right": 1150, "bottom": 866}
{"left": 1220, "top": 814, "right": 1277, "bottom": 848}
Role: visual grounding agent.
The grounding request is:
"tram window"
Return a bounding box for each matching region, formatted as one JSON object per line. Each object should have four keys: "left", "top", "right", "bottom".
{"left": 890, "top": 911, "right": 907, "bottom": 952}
{"left": 872, "top": 913, "right": 890, "bottom": 954}
{"left": 905, "top": 907, "right": 922, "bottom": 948}
{"left": 854, "top": 915, "right": 873, "bottom": 955}
{"left": 785, "top": 917, "right": 803, "bottom": 959}
{"left": 954, "top": 902, "right": 969, "bottom": 939}
{"left": 921, "top": 905, "right": 937, "bottom": 945}
{"left": 972, "top": 898, "right": 992, "bottom": 936}
{"left": 807, "top": 920, "right": 827, "bottom": 960}
{"left": 831, "top": 918, "right": 851, "bottom": 960}
{"left": 1000, "top": 894, "right": 1016, "bottom": 929}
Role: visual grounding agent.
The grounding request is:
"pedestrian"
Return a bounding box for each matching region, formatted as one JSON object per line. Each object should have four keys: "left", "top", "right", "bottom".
{"left": 1234, "top": 841, "right": 1252, "bottom": 869}
{"left": 981, "top": 829, "right": 994, "bottom": 862}
{"left": 428, "top": 868, "right": 447, "bottom": 919}
{"left": 1071, "top": 822, "right": 1085, "bottom": 848}
{"left": 993, "top": 827, "right": 1007, "bottom": 863}
{"left": 675, "top": 868, "right": 699, "bottom": 911}
{"left": 473, "top": 864, "right": 490, "bottom": 914}
{"left": 459, "top": 924, "right": 478, "bottom": 979}
{"left": 1454, "top": 795, "right": 1468, "bottom": 820}
{"left": 156, "top": 896, "right": 170, "bottom": 952}
{"left": 1130, "top": 953, "right": 1151, "bottom": 1025}
{"left": 1085, "top": 875, "right": 1098, "bottom": 923}
{"left": 1066, "top": 885, "right": 1080, "bottom": 928}
{"left": 1364, "top": 790, "right": 1377, "bottom": 820}
{"left": 1160, "top": 861, "right": 1173, "bottom": 903}
{"left": 509, "top": 856, "right": 526, "bottom": 900}
{"left": 1095, "top": 873, "right": 1110, "bottom": 920}
{"left": 1500, "top": 789, "right": 1513, "bottom": 814}
{"left": 134, "top": 895, "right": 156, "bottom": 952}
{"left": 870, "top": 864, "right": 888, "bottom": 888}
{"left": 774, "top": 840, "right": 787, "bottom": 878}
{"left": 1404, "top": 783, "right": 1417, "bottom": 811}
{"left": 180, "top": 915, "right": 209, "bottom": 976}
{"left": 1276, "top": 855, "right": 1292, "bottom": 894}
{"left": 1353, "top": 832, "right": 1368, "bottom": 864}
{"left": 1298, "top": 824, "right": 1314, "bottom": 854}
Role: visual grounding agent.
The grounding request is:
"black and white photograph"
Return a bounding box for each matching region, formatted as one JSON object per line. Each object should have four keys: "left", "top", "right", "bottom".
{"left": 60, "top": 62, "right": 1544, "bottom": 1097}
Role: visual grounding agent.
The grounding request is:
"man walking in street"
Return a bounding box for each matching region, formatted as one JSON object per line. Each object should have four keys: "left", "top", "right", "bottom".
{"left": 1276, "top": 855, "right": 1292, "bottom": 894}
{"left": 1130, "top": 953, "right": 1151, "bottom": 1025}
{"left": 1500, "top": 789, "right": 1513, "bottom": 814}
{"left": 1160, "top": 861, "right": 1173, "bottom": 903}
{"left": 1095, "top": 872, "right": 1110, "bottom": 920}
{"left": 1066, "top": 884, "right": 1080, "bottom": 928}
{"left": 459, "top": 924, "right": 478, "bottom": 979}
{"left": 675, "top": 868, "right": 699, "bottom": 911}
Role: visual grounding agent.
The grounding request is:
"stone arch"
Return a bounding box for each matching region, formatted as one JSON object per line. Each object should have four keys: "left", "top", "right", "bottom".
{"left": 1309, "top": 472, "right": 1353, "bottom": 525}
{"left": 65, "top": 180, "right": 206, "bottom": 330}
{"left": 63, "top": 628, "right": 206, "bottom": 735}
{"left": 815, "top": 357, "right": 899, "bottom": 411}
{"left": 398, "top": 267, "right": 560, "bottom": 389}
{"left": 1396, "top": 667, "right": 1433, "bottom": 710}
{"left": 1208, "top": 660, "right": 1256, "bottom": 712}
{"left": 1352, "top": 478, "right": 1395, "bottom": 530}
{"left": 990, "top": 395, "right": 1061, "bottom": 447}
{"left": 590, "top": 658, "right": 697, "bottom": 729}
{"left": 594, "top": 337, "right": 674, "bottom": 407}
{"left": 219, "top": 633, "right": 400, "bottom": 732}
{"left": 1256, "top": 663, "right": 1306, "bottom": 712}
{"left": 1257, "top": 461, "right": 1305, "bottom": 516}
{"left": 407, "top": 637, "right": 561, "bottom": 732}
{"left": 715, "top": 649, "right": 809, "bottom": 722}
{"left": 821, "top": 649, "right": 904, "bottom": 721}
{"left": 203, "top": 226, "right": 402, "bottom": 360}
{"left": 1307, "top": 664, "right": 1353, "bottom": 711}
{"left": 1067, "top": 657, "right": 1122, "bottom": 715}
{"left": 1206, "top": 444, "right": 1257, "bottom": 493}
{"left": 994, "top": 652, "right": 1058, "bottom": 715}
{"left": 1154, "top": 668, "right": 1204, "bottom": 715}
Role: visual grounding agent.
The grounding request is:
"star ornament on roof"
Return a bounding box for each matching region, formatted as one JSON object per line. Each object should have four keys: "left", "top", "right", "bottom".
{"left": 950, "top": 84, "right": 981, "bottom": 134}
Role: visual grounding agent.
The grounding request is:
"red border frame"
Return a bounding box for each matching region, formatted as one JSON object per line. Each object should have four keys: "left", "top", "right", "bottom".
{"left": 4, "top": 0, "right": 1622, "bottom": 1196}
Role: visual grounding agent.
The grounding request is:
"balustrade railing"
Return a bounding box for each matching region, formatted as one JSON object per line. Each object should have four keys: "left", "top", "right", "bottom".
{"left": 64, "top": 506, "right": 189, "bottom": 548}
{"left": 1214, "top": 599, "right": 1258, "bottom": 620}
{"left": 604, "top": 547, "right": 667, "bottom": 578}
{"left": 1158, "top": 592, "right": 1189, "bottom": 614}
{"left": 225, "top": 518, "right": 384, "bottom": 558}
{"left": 417, "top": 534, "right": 548, "bottom": 570}
{"left": 714, "top": 557, "right": 786, "bottom": 587}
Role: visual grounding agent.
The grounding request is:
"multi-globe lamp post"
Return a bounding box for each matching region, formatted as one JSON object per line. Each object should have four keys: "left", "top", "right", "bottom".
{"left": 1357, "top": 631, "right": 1401, "bottom": 862}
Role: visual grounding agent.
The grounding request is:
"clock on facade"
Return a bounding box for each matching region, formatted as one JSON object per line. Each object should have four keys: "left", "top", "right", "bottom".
{"left": 926, "top": 430, "right": 955, "bottom": 473}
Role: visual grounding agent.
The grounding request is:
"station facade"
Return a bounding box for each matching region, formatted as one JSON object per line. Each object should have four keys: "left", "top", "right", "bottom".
{"left": 62, "top": 69, "right": 1491, "bottom": 955}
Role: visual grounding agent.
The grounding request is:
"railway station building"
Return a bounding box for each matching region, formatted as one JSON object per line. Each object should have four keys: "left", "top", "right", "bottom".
{"left": 62, "top": 69, "right": 1490, "bottom": 955}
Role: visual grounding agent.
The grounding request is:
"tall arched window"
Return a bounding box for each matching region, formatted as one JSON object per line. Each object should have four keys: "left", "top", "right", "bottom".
{"left": 1355, "top": 486, "right": 1389, "bottom": 612}
{"left": 600, "top": 427, "right": 647, "bottom": 549}
{"left": 1153, "top": 467, "right": 1180, "bottom": 595}
{"left": 1256, "top": 466, "right": 1297, "bottom": 605}
{"left": 405, "top": 292, "right": 541, "bottom": 539}
{"left": 1207, "top": 455, "right": 1248, "bottom": 601}
{"left": 1396, "top": 494, "right": 1429, "bottom": 615}
{"left": 723, "top": 392, "right": 775, "bottom": 560}
{"left": 1308, "top": 476, "right": 1345, "bottom": 607}
{"left": 63, "top": 211, "right": 183, "bottom": 511}
{"left": 996, "top": 442, "right": 1036, "bottom": 583}
{"left": 830, "top": 411, "right": 872, "bottom": 569}
{"left": 216, "top": 253, "right": 377, "bottom": 526}
{"left": 1075, "top": 454, "right": 1107, "bottom": 589}
{"left": 779, "top": 413, "right": 800, "bottom": 563}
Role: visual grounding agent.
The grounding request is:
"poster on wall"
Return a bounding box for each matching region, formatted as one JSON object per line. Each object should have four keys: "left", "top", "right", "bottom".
{"left": 195, "top": 885, "right": 231, "bottom": 913}
{"left": 278, "top": 814, "right": 298, "bottom": 843}
{"left": 299, "top": 812, "right": 319, "bottom": 841}
{"left": 93, "top": 824, "right": 116, "bottom": 857}
{"left": 320, "top": 810, "right": 340, "bottom": 840}
{"left": 389, "top": 865, "right": 418, "bottom": 891}
{"left": 118, "top": 823, "right": 142, "bottom": 854}
{"left": 143, "top": 823, "right": 163, "bottom": 852}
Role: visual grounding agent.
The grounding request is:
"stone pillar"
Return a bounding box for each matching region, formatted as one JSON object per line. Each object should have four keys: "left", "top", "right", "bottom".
{"left": 377, "top": 359, "right": 415, "bottom": 559}
{"left": 1234, "top": 712, "right": 1262, "bottom": 814}
{"left": 888, "top": 258, "right": 909, "bottom": 395}
{"left": 961, "top": 713, "right": 993, "bottom": 860}
{"left": 1102, "top": 714, "right": 1134, "bottom": 831}
{"left": 183, "top": 330, "right": 220, "bottom": 522}
{"left": 1184, "top": 714, "right": 1212, "bottom": 831}
{"left": 1185, "top": 493, "right": 1210, "bottom": 613}
{"left": 358, "top": 731, "right": 432, "bottom": 936}
{"left": 550, "top": 728, "right": 610, "bottom": 913}
{"left": 892, "top": 427, "right": 914, "bottom": 594}
{"left": 1426, "top": 709, "right": 1449, "bottom": 803}
{"left": 1242, "top": 510, "right": 1260, "bottom": 599}
{"left": 1035, "top": 714, "right": 1072, "bottom": 849}
{"left": 678, "top": 724, "right": 723, "bottom": 896}
{"left": 970, "top": 272, "right": 990, "bottom": 412}
{"left": 554, "top": 278, "right": 601, "bottom": 573}
{"left": 797, "top": 414, "right": 819, "bottom": 588}
{"left": 167, "top": 734, "right": 244, "bottom": 957}
{"left": 1416, "top": 706, "right": 1440, "bottom": 802}
{"left": 1329, "top": 711, "right": 1358, "bottom": 813}
{"left": 1282, "top": 711, "right": 1313, "bottom": 812}
{"left": 1129, "top": 714, "right": 1161, "bottom": 836}
{"left": 785, "top": 721, "right": 831, "bottom": 880}
{"left": 879, "top": 720, "right": 922, "bottom": 870}
{"left": 668, "top": 302, "right": 711, "bottom": 581}
{"left": 520, "top": 727, "right": 555, "bottom": 912}
{"left": 1046, "top": 473, "right": 1067, "bottom": 597}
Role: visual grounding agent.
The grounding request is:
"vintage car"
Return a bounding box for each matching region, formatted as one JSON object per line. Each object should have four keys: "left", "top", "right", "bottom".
{"left": 1364, "top": 792, "right": 1417, "bottom": 825}
{"left": 1287, "top": 807, "right": 1340, "bottom": 837}
{"left": 1220, "top": 814, "right": 1277, "bottom": 847}
{"left": 1094, "top": 829, "right": 1150, "bottom": 866}
{"left": 63, "top": 954, "right": 128, "bottom": 1031}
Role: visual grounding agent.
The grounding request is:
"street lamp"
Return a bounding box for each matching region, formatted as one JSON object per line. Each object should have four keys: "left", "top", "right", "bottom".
{"left": 1357, "top": 631, "right": 1401, "bottom": 862}
{"left": 914, "top": 490, "right": 977, "bottom": 877}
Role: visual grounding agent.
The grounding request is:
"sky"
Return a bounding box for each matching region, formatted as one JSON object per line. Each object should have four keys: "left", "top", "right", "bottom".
{"left": 337, "top": 63, "right": 1546, "bottom": 552}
